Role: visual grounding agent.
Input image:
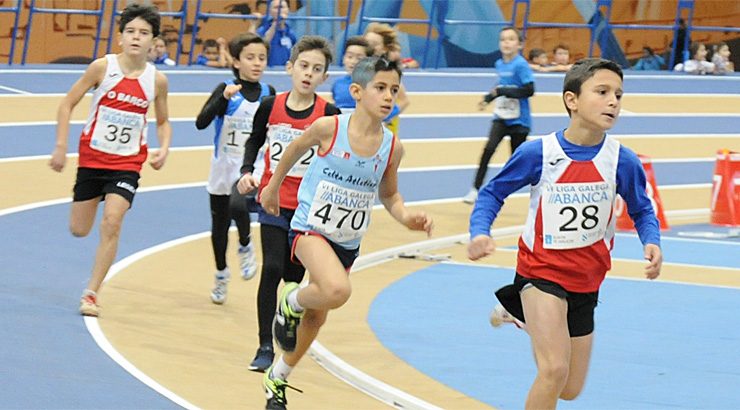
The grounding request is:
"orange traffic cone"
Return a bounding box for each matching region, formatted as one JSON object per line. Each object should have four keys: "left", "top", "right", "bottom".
{"left": 710, "top": 149, "right": 740, "bottom": 227}
{"left": 615, "top": 154, "right": 669, "bottom": 231}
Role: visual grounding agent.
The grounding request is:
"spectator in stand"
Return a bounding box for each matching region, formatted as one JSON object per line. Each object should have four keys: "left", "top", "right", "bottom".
{"left": 711, "top": 42, "right": 734, "bottom": 74}
{"left": 674, "top": 42, "right": 715, "bottom": 75}
{"left": 195, "top": 38, "right": 232, "bottom": 68}
{"left": 148, "top": 35, "right": 176, "bottom": 66}
{"left": 528, "top": 48, "right": 550, "bottom": 72}
{"left": 256, "top": 0, "right": 296, "bottom": 66}
{"left": 632, "top": 47, "right": 664, "bottom": 71}
{"left": 551, "top": 44, "right": 574, "bottom": 72}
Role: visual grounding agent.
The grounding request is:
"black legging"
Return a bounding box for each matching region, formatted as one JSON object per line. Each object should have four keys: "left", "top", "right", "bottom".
{"left": 257, "top": 224, "right": 306, "bottom": 346}
{"left": 209, "top": 184, "right": 252, "bottom": 271}
{"left": 473, "top": 120, "right": 530, "bottom": 189}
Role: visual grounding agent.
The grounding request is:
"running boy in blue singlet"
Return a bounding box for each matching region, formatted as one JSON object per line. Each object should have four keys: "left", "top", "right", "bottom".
{"left": 468, "top": 59, "right": 663, "bottom": 409}
{"left": 331, "top": 36, "right": 373, "bottom": 110}
{"left": 196, "top": 33, "right": 275, "bottom": 304}
{"left": 258, "top": 56, "right": 433, "bottom": 409}
{"left": 464, "top": 27, "right": 535, "bottom": 204}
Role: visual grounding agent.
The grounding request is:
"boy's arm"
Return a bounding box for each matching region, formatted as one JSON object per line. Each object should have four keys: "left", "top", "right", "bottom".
{"left": 149, "top": 71, "right": 171, "bottom": 170}
{"left": 236, "top": 97, "right": 273, "bottom": 194}
{"left": 195, "top": 83, "right": 228, "bottom": 129}
{"left": 50, "top": 58, "right": 106, "bottom": 172}
{"left": 617, "top": 148, "right": 662, "bottom": 279}
{"left": 260, "top": 116, "right": 334, "bottom": 215}
{"left": 395, "top": 83, "right": 410, "bottom": 113}
{"left": 378, "top": 138, "right": 433, "bottom": 235}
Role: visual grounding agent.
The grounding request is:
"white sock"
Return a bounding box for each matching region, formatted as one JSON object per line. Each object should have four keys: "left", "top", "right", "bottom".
{"left": 271, "top": 355, "right": 293, "bottom": 381}
{"left": 216, "top": 268, "right": 230, "bottom": 280}
{"left": 82, "top": 289, "right": 96, "bottom": 297}
{"left": 287, "top": 288, "right": 304, "bottom": 313}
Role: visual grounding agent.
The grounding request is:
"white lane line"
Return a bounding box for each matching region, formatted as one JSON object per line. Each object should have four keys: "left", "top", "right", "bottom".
{"left": 0, "top": 84, "right": 32, "bottom": 94}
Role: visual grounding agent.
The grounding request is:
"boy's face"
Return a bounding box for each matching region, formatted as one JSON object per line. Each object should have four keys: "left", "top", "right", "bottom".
{"left": 234, "top": 43, "right": 268, "bottom": 81}
{"left": 695, "top": 44, "right": 707, "bottom": 60}
{"left": 498, "top": 29, "right": 521, "bottom": 57}
{"left": 554, "top": 48, "right": 570, "bottom": 64}
{"left": 533, "top": 53, "right": 548, "bottom": 66}
{"left": 565, "top": 69, "right": 622, "bottom": 130}
{"left": 364, "top": 32, "right": 385, "bottom": 56}
{"left": 343, "top": 45, "right": 368, "bottom": 74}
{"left": 153, "top": 38, "right": 167, "bottom": 58}
{"left": 120, "top": 17, "right": 154, "bottom": 59}
{"left": 718, "top": 45, "right": 731, "bottom": 59}
{"left": 351, "top": 70, "right": 400, "bottom": 120}
{"left": 268, "top": 0, "right": 289, "bottom": 19}
{"left": 286, "top": 49, "right": 329, "bottom": 95}
{"left": 203, "top": 46, "right": 219, "bottom": 61}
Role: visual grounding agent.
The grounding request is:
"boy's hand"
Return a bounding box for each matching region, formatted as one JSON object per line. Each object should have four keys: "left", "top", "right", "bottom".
{"left": 403, "top": 210, "right": 433, "bottom": 237}
{"left": 223, "top": 84, "right": 242, "bottom": 99}
{"left": 148, "top": 148, "right": 168, "bottom": 170}
{"left": 216, "top": 37, "right": 227, "bottom": 47}
{"left": 468, "top": 235, "right": 495, "bottom": 260}
{"left": 260, "top": 182, "right": 280, "bottom": 216}
{"left": 477, "top": 100, "right": 488, "bottom": 111}
{"left": 49, "top": 146, "right": 67, "bottom": 172}
{"left": 237, "top": 173, "right": 259, "bottom": 194}
{"left": 643, "top": 243, "right": 662, "bottom": 279}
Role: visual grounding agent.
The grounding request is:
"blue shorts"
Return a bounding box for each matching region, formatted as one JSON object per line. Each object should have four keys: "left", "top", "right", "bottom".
{"left": 288, "top": 230, "right": 359, "bottom": 271}
{"left": 257, "top": 206, "right": 294, "bottom": 231}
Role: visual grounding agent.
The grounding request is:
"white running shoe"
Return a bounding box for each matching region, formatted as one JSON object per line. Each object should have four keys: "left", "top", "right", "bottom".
{"left": 489, "top": 303, "right": 524, "bottom": 328}
{"left": 211, "top": 271, "right": 230, "bottom": 304}
{"left": 238, "top": 243, "right": 258, "bottom": 280}
{"left": 462, "top": 188, "right": 478, "bottom": 204}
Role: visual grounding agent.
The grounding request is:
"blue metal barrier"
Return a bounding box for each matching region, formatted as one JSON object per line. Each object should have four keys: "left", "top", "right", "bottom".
{"left": 106, "top": 0, "right": 188, "bottom": 64}
{"left": 21, "top": 0, "right": 106, "bottom": 65}
{"left": 0, "top": 0, "right": 21, "bottom": 64}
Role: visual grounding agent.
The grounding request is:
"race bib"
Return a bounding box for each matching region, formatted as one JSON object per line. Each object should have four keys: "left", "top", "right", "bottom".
{"left": 90, "top": 105, "right": 144, "bottom": 156}
{"left": 307, "top": 181, "right": 374, "bottom": 243}
{"left": 219, "top": 115, "right": 252, "bottom": 157}
{"left": 267, "top": 124, "right": 315, "bottom": 177}
{"left": 494, "top": 96, "right": 520, "bottom": 120}
{"left": 541, "top": 182, "right": 613, "bottom": 249}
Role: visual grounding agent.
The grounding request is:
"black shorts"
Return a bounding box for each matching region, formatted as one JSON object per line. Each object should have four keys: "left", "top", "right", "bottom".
{"left": 495, "top": 273, "right": 599, "bottom": 337}
{"left": 73, "top": 167, "right": 140, "bottom": 205}
{"left": 288, "top": 230, "right": 359, "bottom": 271}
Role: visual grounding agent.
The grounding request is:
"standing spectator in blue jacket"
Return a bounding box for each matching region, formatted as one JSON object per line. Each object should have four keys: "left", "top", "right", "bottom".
{"left": 257, "top": 0, "right": 296, "bottom": 66}
{"left": 632, "top": 47, "right": 664, "bottom": 70}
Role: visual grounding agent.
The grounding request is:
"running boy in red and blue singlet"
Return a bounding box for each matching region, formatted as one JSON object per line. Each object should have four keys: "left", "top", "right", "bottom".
{"left": 49, "top": 3, "right": 171, "bottom": 318}
{"left": 468, "top": 58, "right": 663, "bottom": 409}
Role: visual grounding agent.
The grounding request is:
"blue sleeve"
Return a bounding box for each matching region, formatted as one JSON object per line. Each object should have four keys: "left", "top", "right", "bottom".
{"left": 257, "top": 21, "right": 269, "bottom": 36}
{"left": 518, "top": 58, "right": 535, "bottom": 85}
{"left": 195, "top": 55, "right": 208, "bottom": 65}
{"left": 616, "top": 147, "right": 661, "bottom": 246}
{"left": 469, "top": 139, "right": 542, "bottom": 238}
{"left": 383, "top": 104, "right": 400, "bottom": 122}
{"left": 633, "top": 59, "right": 645, "bottom": 70}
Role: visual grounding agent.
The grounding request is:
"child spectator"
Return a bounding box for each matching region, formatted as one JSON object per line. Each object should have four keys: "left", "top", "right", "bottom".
{"left": 331, "top": 36, "right": 373, "bottom": 110}
{"left": 195, "top": 37, "right": 232, "bottom": 68}
{"left": 675, "top": 42, "right": 715, "bottom": 74}
{"left": 711, "top": 42, "right": 734, "bottom": 74}
{"left": 256, "top": 0, "right": 296, "bottom": 66}
{"left": 148, "top": 35, "right": 175, "bottom": 66}
{"left": 528, "top": 48, "right": 550, "bottom": 72}
{"left": 632, "top": 47, "right": 664, "bottom": 70}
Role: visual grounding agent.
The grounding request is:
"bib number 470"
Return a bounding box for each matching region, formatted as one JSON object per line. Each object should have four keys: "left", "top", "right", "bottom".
{"left": 313, "top": 203, "right": 366, "bottom": 231}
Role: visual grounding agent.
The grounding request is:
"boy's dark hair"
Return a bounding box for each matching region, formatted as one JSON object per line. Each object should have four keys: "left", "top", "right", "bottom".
{"left": 229, "top": 33, "right": 269, "bottom": 78}
{"left": 554, "top": 44, "right": 570, "bottom": 53}
{"left": 643, "top": 46, "right": 654, "bottom": 56}
{"left": 344, "top": 36, "right": 372, "bottom": 57}
{"left": 351, "top": 56, "right": 402, "bottom": 88}
{"left": 203, "top": 39, "right": 219, "bottom": 50}
{"left": 499, "top": 26, "right": 523, "bottom": 43}
{"left": 528, "top": 48, "right": 546, "bottom": 61}
{"left": 289, "top": 35, "right": 333, "bottom": 71}
{"left": 120, "top": 3, "right": 160, "bottom": 38}
{"left": 562, "top": 58, "right": 623, "bottom": 116}
{"left": 689, "top": 42, "right": 704, "bottom": 59}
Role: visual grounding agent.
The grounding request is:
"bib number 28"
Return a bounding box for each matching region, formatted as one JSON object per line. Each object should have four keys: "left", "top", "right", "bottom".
{"left": 559, "top": 205, "right": 599, "bottom": 231}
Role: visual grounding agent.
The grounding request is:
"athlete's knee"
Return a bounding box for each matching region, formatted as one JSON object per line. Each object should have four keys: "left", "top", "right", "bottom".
{"left": 538, "top": 360, "right": 570, "bottom": 386}
{"left": 69, "top": 223, "right": 90, "bottom": 237}
{"left": 99, "top": 214, "right": 123, "bottom": 238}
{"left": 559, "top": 384, "right": 585, "bottom": 401}
{"left": 320, "top": 281, "right": 351, "bottom": 309}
